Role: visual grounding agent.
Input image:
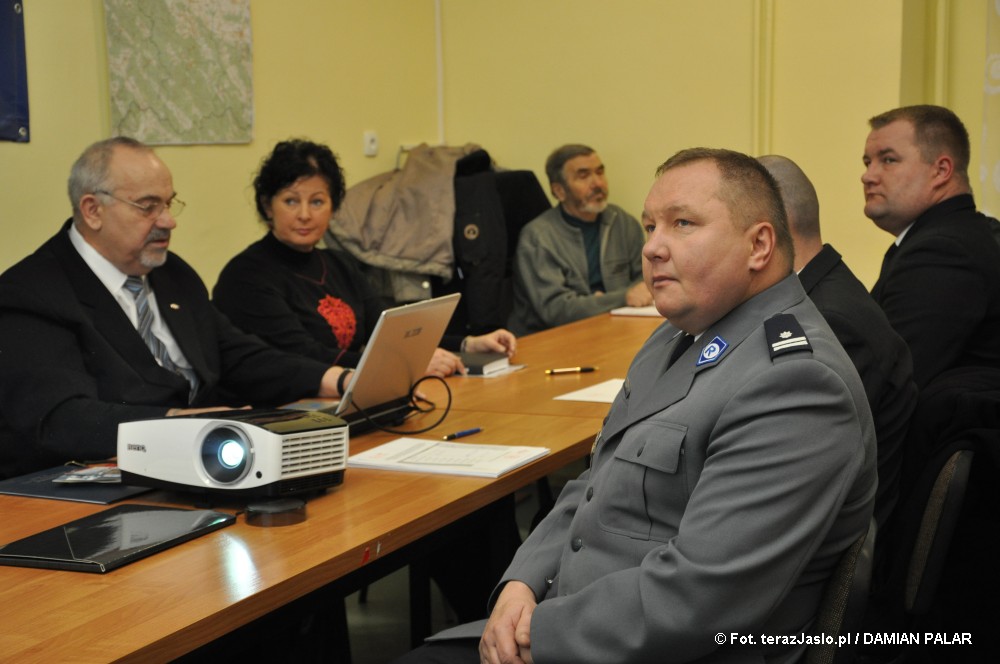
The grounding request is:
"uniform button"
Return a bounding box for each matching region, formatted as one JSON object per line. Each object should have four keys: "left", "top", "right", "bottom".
{"left": 571, "top": 537, "right": 583, "bottom": 551}
{"left": 586, "top": 487, "right": 594, "bottom": 501}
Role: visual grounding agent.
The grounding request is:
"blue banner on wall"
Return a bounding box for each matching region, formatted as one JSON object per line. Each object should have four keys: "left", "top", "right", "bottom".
{"left": 0, "top": 1, "right": 29, "bottom": 142}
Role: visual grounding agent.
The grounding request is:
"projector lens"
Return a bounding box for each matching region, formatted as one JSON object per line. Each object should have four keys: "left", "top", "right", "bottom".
{"left": 219, "top": 440, "right": 245, "bottom": 468}
{"left": 202, "top": 426, "right": 251, "bottom": 484}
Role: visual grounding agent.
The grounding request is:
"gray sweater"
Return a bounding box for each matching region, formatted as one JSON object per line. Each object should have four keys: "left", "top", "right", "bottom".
{"left": 509, "top": 204, "right": 645, "bottom": 334}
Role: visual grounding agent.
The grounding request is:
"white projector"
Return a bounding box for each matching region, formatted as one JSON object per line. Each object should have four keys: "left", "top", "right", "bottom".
{"left": 117, "top": 409, "right": 349, "bottom": 498}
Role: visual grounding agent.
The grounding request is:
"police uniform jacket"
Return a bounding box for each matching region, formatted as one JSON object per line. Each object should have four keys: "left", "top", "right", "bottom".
{"left": 495, "top": 274, "right": 877, "bottom": 664}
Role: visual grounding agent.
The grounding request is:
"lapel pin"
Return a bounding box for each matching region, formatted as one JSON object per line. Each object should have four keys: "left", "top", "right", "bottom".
{"left": 169, "top": 303, "right": 180, "bottom": 310}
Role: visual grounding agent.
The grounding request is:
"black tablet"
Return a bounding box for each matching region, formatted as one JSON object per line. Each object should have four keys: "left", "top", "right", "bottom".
{"left": 0, "top": 504, "right": 236, "bottom": 573}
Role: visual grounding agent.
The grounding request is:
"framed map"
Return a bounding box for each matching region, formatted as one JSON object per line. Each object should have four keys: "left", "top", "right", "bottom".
{"left": 104, "top": 0, "right": 253, "bottom": 145}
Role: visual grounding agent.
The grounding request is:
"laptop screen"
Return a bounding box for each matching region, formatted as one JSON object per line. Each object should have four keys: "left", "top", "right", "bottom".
{"left": 335, "top": 293, "right": 460, "bottom": 430}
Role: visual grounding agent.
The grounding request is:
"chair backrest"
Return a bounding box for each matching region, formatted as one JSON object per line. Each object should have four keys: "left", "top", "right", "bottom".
{"left": 442, "top": 167, "right": 550, "bottom": 335}
{"left": 904, "top": 448, "right": 974, "bottom": 615}
{"left": 806, "top": 518, "right": 876, "bottom": 664}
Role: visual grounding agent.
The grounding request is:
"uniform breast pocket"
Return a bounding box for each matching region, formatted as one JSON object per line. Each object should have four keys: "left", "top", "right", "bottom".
{"left": 597, "top": 421, "right": 690, "bottom": 542}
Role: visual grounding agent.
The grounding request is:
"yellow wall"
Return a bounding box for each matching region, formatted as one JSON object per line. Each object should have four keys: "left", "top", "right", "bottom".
{"left": 0, "top": 0, "right": 990, "bottom": 289}
{"left": 441, "top": 0, "right": 988, "bottom": 288}
{"left": 440, "top": 0, "right": 758, "bottom": 225}
{"left": 0, "top": 0, "right": 438, "bottom": 282}
{"left": 768, "top": 0, "right": 907, "bottom": 286}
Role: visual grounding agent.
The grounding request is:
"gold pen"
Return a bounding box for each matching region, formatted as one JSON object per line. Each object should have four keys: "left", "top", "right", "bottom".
{"left": 544, "top": 366, "right": 597, "bottom": 375}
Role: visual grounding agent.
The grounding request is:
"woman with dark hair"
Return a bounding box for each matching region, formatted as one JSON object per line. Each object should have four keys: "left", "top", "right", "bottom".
{"left": 213, "top": 139, "right": 514, "bottom": 375}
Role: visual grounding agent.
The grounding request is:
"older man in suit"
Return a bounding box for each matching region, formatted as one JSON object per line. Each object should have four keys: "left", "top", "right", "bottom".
{"left": 397, "top": 148, "right": 876, "bottom": 664}
{"left": 0, "top": 137, "right": 347, "bottom": 479}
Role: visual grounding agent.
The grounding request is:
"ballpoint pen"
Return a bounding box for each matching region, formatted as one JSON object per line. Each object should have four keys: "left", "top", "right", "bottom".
{"left": 544, "top": 366, "right": 597, "bottom": 375}
{"left": 443, "top": 427, "right": 483, "bottom": 441}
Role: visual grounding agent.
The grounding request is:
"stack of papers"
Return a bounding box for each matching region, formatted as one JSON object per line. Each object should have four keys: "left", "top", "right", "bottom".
{"left": 348, "top": 437, "right": 549, "bottom": 478}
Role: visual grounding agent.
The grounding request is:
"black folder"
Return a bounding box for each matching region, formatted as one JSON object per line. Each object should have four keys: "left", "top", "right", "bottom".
{"left": 0, "top": 466, "right": 151, "bottom": 504}
{"left": 0, "top": 504, "right": 236, "bottom": 573}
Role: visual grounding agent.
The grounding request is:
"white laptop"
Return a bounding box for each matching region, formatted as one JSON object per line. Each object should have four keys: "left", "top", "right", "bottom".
{"left": 335, "top": 293, "right": 460, "bottom": 432}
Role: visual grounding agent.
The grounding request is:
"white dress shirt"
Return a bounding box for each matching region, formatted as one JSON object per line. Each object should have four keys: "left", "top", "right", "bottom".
{"left": 68, "top": 223, "right": 194, "bottom": 372}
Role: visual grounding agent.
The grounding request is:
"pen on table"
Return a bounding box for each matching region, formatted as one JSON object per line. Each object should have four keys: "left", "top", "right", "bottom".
{"left": 544, "top": 366, "right": 598, "bottom": 375}
{"left": 443, "top": 427, "right": 483, "bottom": 441}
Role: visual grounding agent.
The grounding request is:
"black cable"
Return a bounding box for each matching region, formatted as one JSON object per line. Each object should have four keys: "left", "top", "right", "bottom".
{"left": 345, "top": 374, "right": 452, "bottom": 435}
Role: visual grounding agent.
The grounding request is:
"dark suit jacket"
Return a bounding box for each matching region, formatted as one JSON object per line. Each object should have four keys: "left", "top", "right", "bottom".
{"left": 872, "top": 194, "right": 1000, "bottom": 390}
{"left": 799, "top": 244, "right": 917, "bottom": 531}
{"left": 0, "top": 222, "right": 330, "bottom": 479}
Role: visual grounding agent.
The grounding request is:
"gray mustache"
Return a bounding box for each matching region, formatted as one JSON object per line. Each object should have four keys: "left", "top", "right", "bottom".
{"left": 145, "top": 229, "right": 171, "bottom": 243}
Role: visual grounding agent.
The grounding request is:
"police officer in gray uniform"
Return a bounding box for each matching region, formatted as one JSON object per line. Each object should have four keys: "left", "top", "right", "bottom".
{"left": 397, "top": 148, "right": 877, "bottom": 664}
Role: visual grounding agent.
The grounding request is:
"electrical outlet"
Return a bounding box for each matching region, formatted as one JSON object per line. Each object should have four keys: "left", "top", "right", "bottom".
{"left": 363, "top": 130, "right": 378, "bottom": 157}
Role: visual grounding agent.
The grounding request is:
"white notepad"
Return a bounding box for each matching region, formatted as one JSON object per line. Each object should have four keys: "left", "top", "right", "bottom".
{"left": 348, "top": 437, "right": 549, "bottom": 478}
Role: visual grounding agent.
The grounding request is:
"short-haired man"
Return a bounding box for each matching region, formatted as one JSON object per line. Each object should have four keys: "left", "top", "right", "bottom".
{"left": 397, "top": 148, "right": 876, "bottom": 664}
{"left": 509, "top": 144, "right": 650, "bottom": 335}
{"left": 759, "top": 154, "right": 916, "bottom": 535}
{"left": 0, "top": 137, "right": 347, "bottom": 479}
{"left": 861, "top": 105, "right": 1000, "bottom": 662}
{"left": 862, "top": 104, "right": 1000, "bottom": 390}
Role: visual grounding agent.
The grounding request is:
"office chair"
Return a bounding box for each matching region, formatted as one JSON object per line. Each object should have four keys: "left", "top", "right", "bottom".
{"left": 442, "top": 163, "right": 550, "bottom": 336}
{"left": 902, "top": 448, "right": 974, "bottom": 616}
{"left": 806, "top": 517, "right": 876, "bottom": 664}
{"left": 863, "top": 447, "right": 976, "bottom": 664}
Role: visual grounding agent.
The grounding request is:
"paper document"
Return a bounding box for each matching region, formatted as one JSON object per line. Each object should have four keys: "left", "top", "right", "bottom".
{"left": 348, "top": 437, "right": 549, "bottom": 478}
{"left": 610, "top": 305, "right": 661, "bottom": 317}
{"left": 553, "top": 378, "right": 624, "bottom": 403}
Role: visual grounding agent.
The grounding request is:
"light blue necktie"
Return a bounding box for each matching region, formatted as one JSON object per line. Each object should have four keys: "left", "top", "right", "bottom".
{"left": 123, "top": 276, "right": 199, "bottom": 402}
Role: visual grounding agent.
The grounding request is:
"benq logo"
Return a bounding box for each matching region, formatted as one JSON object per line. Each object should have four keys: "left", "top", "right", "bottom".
{"left": 127, "top": 443, "right": 147, "bottom": 453}
{"left": 404, "top": 327, "right": 423, "bottom": 338}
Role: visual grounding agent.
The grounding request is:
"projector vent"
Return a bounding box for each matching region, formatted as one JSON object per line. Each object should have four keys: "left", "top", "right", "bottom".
{"left": 280, "top": 427, "right": 348, "bottom": 478}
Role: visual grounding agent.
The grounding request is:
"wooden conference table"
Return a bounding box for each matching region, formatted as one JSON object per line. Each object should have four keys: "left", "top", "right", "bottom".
{"left": 0, "top": 312, "right": 663, "bottom": 663}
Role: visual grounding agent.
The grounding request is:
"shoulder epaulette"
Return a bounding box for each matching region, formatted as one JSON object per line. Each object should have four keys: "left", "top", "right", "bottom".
{"left": 764, "top": 313, "right": 812, "bottom": 360}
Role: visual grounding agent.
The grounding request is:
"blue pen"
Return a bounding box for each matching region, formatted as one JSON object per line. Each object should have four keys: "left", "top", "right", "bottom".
{"left": 443, "top": 427, "right": 482, "bottom": 441}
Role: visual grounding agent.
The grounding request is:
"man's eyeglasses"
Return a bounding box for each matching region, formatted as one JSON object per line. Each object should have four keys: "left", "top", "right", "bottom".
{"left": 94, "top": 190, "right": 185, "bottom": 218}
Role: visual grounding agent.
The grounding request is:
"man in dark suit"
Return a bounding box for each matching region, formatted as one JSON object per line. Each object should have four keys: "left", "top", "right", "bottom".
{"left": 759, "top": 154, "right": 916, "bottom": 534}
{"left": 0, "top": 137, "right": 348, "bottom": 479}
{"left": 858, "top": 105, "right": 1000, "bottom": 664}
{"left": 862, "top": 105, "right": 1000, "bottom": 391}
{"left": 397, "top": 148, "right": 876, "bottom": 664}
